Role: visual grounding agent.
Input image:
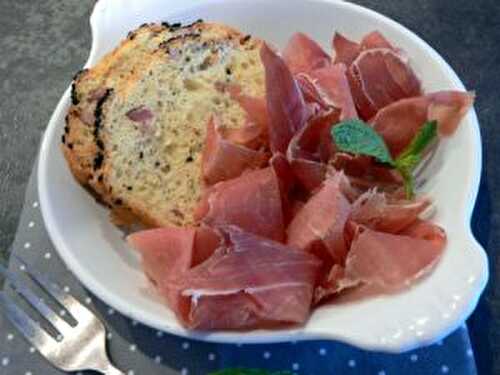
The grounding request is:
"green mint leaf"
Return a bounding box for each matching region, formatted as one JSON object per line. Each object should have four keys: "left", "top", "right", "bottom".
{"left": 208, "top": 369, "right": 293, "bottom": 375}
{"left": 394, "top": 121, "right": 438, "bottom": 199}
{"left": 396, "top": 121, "right": 438, "bottom": 162}
{"left": 398, "top": 167, "right": 416, "bottom": 200}
{"left": 331, "top": 119, "right": 395, "bottom": 166}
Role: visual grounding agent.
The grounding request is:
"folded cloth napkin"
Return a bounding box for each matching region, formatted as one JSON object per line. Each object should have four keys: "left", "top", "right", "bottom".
{"left": 0, "top": 162, "right": 478, "bottom": 375}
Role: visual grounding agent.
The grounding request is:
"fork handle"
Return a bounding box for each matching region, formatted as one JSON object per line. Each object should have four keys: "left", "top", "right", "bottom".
{"left": 104, "top": 364, "right": 125, "bottom": 375}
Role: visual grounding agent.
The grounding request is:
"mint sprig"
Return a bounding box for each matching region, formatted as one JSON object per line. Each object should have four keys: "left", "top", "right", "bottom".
{"left": 331, "top": 120, "right": 438, "bottom": 198}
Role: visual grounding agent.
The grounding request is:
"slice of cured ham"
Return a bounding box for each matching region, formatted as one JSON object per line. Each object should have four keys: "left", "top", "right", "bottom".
{"left": 283, "top": 32, "right": 331, "bottom": 75}
{"left": 332, "top": 31, "right": 422, "bottom": 120}
{"left": 127, "top": 226, "right": 221, "bottom": 311}
{"left": 198, "top": 167, "right": 285, "bottom": 242}
{"left": 287, "top": 112, "right": 337, "bottom": 191}
{"left": 332, "top": 32, "right": 361, "bottom": 66}
{"left": 350, "top": 190, "right": 431, "bottom": 233}
{"left": 348, "top": 48, "right": 422, "bottom": 119}
{"left": 201, "top": 115, "right": 268, "bottom": 185}
{"left": 344, "top": 224, "right": 446, "bottom": 290}
{"left": 287, "top": 172, "right": 352, "bottom": 265}
{"left": 371, "top": 91, "right": 475, "bottom": 156}
{"left": 163, "top": 225, "right": 321, "bottom": 329}
{"left": 310, "top": 65, "right": 359, "bottom": 120}
{"left": 261, "top": 43, "right": 309, "bottom": 153}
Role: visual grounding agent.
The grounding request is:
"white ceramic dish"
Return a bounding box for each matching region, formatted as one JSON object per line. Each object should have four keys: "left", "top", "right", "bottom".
{"left": 38, "top": 0, "right": 488, "bottom": 352}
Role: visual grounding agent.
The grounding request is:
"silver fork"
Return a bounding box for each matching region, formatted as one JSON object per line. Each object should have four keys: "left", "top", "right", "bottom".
{"left": 0, "top": 257, "right": 124, "bottom": 374}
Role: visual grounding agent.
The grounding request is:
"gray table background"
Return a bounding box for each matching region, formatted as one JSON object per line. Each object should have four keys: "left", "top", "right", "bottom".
{"left": 0, "top": 0, "right": 498, "bottom": 373}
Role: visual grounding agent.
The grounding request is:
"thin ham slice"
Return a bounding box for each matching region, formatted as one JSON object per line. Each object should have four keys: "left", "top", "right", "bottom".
{"left": 350, "top": 190, "right": 431, "bottom": 233}
{"left": 201, "top": 115, "right": 268, "bottom": 185}
{"left": 199, "top": 167, "right": 285, "bottom": 242}
{"left": 371, "top": 91, "right": 475, "bottom": 156}
{"left": 360, "top": 31, "right": 394, "bottom": 50}
{"left": 127, "top": 226, "right": 221, "bottom": 311}
{"left": 270, "top": 153, "right": 296, "bottom": 225}
{"left": 127, "top": 227, "right": 195, "bottom": 287}
{"left": 332, "top": 31, "right": 393, "bottom": 66}
{"left": 332, "top": 32, "right": 361, "bottom": 66}
{"left": 344, "top": 224, "right": 446, "bottom": 290}
{"left": 332, "top": 31, "right": 422, "bottom": 119}
{"left": 162, "top": 225, "right": 321, "bottom": 329}
{"left": 349, "top": 48, "right": 422, "bottom": 119}
{"left": 287, "top": 172, "right": 352, "bottom": 265}
{"left": 303, "top": 63, "right": 359, "bottom": 120}
{"left": 287, "top": 111, "right": 338, "bottom": 191}
{"left": 283, "top": 32, "right": 331, "bottom": 75}
{"left": 261, "top": 43, "right": 309, "bottom": 153}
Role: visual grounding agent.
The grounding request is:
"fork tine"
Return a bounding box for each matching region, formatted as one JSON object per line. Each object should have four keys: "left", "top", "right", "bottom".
{"left": 0, "top": 292, "right": 54, "bottom": 351}
{"left": 12, "top": 255, "right": 96, "bottom": 322}
{"left": 0, "top": 263, "right": 73, "bottom": 336}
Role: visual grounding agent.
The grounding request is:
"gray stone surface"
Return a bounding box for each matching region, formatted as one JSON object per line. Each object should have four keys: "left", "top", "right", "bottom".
{"left": 0, "top": 0, "right": 498, "bottom": 373}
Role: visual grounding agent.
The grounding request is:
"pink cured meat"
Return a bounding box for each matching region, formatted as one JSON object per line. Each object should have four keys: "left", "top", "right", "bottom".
{"left": 348, "top": 48, "right": 422, "bottom": 119}
{"left": 332, "top": 32, "right": 361, "bottom": 66}
{"left": 287, "top": 172, "right": 352, "bottom": 265}
{"left": 163, "top": 226, "right": 321, "bottom": 329}
{"left": 287, "top": 111, "right": 338, "bottom": 191}
{"left": 307, "top": 64, "right": 359, "bottom": 121}
{"left": 344, "top": 224, "right": 446, "bottom": 290}
{"left": 371, "top": 91, "right": 475, "bottom": 156}
{"left": 350, "top": 190, "right": 431, "bottom": 233}
{"left": 127, "top": 227, "right": 195, "bottom": 287}
{"left": 127, "top": 226, "right": 221, "bottom": 311}
{"left": 332, "top": 31, "right": 393, "bottom": 66}
{"left": 270, "top": 153, "right": 297, "bottom": 225}
{"left": 332, "top": 30, "right": 421, "bottom": 119}
{"left": 360, "top": 31, "right": 394, "bottom": 50}
{"left": 201, "top": 116, "right": 268, "bottom": 185}
{"left": 283, "top": 32, "right": 331, "bottom": 75}
{"left": 261, "top": 43, "right": 309, "bottom": 153}
{"left": 201, "top": 167, "right": 285, "bottom": 242}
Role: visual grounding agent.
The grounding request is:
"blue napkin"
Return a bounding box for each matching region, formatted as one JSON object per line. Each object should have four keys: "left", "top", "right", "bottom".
{"left": 0, "top": 164, "right": 478, "bottom": 375}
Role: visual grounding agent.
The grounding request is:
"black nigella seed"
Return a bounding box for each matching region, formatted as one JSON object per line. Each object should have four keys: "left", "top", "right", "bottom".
{"left": 127, "top": 186, "right": 133, "bottom": 191}
{"left": 68, "top": 143, "right": 74, "bottom": 150}
{"left": 61, "top": 134, "right": 65, "bottom": 144}
{"left": 226, "top": 67, "right": 232, "bottom": 75}
{"left": 186, "top": 156, "right": 193, "bottom": 162}
{"left": 115, "top": 198, "right": 123, "bottom": 205}
{"left": 139, "top": 151, "right": 144, "bottom": 159}
{"left": 93, "top": 153, "right": 104, "bottom": 170}
{"left": 98, "top": 175, "right": 103, "bottom": 182}
{"left": 155, "top": 161, "right": 161, "bottom": 167}
{"left": 241, "top": 34, "right": 251, "bottom": 44}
